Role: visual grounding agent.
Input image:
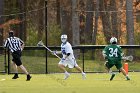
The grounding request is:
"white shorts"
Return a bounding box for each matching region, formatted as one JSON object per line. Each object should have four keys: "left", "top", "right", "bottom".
{"left": 58, "top": 58, "right": 78, "bottom": 68}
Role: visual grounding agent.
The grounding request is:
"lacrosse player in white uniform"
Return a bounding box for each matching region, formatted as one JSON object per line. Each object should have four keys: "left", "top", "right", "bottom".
{"left": 54, "top": 34, "right": 86, "bottom": 80}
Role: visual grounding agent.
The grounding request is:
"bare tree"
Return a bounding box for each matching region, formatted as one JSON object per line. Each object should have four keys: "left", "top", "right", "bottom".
{"left": 72, "top": 0, "right": 79, "bottom": 45}
{"left": 56, "top": 0, "right": 60, "bottom": 25}
{"left": 18, "top": 0, "right": 27, "bottom": 41}
{"left": 110, "top": 0, "right": 118, "bottom": 39}
{"left": 0, "top": 0, "right": 4, "bottom": 46}
{"left": 37, "top": 0, "right": 44, "bottom": 41}
{"left": 126, "top": 0, "right": 135, "bottom": 54}
{"left": 117, "top": 0, "right": 124, "bottom": 44}
{"left": 60, "top": 0, "right": 72, "bottom": 43}
{"left": 84, "top": 0, "right": 94, "bottom": 44}
{"left": 91, "top": 0, "right": 99, "bottom": 60}
{"left": 78, "top": 0, "right": 86, "bottom": 44}
{"left": 92, "top": 0, "right": 99, "bottom": 45}
{"left": 71, "top": 0, "right": 80, "bottom": 58}
{"left": 99, "top": 0, "right": 112, "bottom": 44}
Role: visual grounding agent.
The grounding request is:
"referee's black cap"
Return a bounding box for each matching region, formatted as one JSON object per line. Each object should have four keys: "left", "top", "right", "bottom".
{"left": 9, "top": 31, "right": 14, "bottom": 37}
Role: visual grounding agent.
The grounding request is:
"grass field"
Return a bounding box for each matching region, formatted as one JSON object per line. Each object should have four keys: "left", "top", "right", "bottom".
{"left": 0, "top": 72, "right": 140, "bottom": 93}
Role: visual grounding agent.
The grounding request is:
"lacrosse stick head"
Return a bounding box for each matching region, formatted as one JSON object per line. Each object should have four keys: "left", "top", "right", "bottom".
{"left": 37, "top": 40, "right": 44, "bottom": 47}
{"left": 127, "top": 55, "right": 133, "bottom": 61}
{"left": 122, "top": 55, "right": 133, "bottom": 61}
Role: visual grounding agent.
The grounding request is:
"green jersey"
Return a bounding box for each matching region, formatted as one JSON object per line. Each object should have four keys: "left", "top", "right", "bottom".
{"left": 103, "top": 44, "right": 122, "bottom": 63}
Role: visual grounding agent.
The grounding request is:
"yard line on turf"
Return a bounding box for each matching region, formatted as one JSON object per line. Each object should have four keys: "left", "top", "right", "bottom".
{"left": 0, "top": 79, "right": 6, "bottom": 81}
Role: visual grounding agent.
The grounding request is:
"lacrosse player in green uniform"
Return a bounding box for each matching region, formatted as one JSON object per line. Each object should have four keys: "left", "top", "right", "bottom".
{"left": 102, "top": 37, "right": 130, "bottom": 81}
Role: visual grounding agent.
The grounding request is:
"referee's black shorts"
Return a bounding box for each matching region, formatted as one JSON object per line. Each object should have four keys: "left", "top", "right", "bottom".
{"left": 12, "top": 50, "right": 22, "bottom": 66}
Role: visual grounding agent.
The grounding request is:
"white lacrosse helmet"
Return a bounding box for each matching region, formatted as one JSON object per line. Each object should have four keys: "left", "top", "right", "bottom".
{"left": 61, "top": 34, "right": 67, "bottom": 43}
{"left": 110, "top": 37, "right": 117, "bottom": 44}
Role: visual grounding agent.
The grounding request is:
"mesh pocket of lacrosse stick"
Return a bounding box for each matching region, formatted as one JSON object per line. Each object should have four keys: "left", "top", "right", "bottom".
{"left": 37, "top": 40, "right": 44, "bottom": 46}
{"left": 122, "top": 55, "right": 133, "bottom": 61}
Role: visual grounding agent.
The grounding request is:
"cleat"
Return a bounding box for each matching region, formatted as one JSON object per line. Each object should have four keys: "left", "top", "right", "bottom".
{"left": 126, "top": 77, "right": 130, "bottom": 80}
{"left": 82, "top": 73, "right": 86, "bottom": 80}
{"left": 12, "top": 75, "right": 19, "bottom": 79}
{"left": 110, "top": 73, "right": 115, "bottom": 81}
{"left": 64, "top": 73, "right": 70, "bottom": 80}
{"left": 26, "top": 75, "right": 32, "bottom": 81}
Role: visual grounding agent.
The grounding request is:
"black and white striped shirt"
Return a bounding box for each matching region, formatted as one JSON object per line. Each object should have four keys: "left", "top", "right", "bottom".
{"left": 4, "top": 37, "right": 24, "bottom": 52}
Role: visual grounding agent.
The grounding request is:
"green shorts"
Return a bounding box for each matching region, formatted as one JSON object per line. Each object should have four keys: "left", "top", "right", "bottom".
{"left": 105, "top": 59, "right": 122, "bottom": 70}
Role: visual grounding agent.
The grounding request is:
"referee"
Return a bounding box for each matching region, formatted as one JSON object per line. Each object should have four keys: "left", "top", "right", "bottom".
{"left": 4, "top": 31, "right": 31, "bottom": 81}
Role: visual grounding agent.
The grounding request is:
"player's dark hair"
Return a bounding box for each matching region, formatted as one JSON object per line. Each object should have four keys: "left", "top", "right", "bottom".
{"left": 112, "top": 42, "right": 117, "bottom": 44}
{"left": 9, "top": 31, "right": 14, "bottom": 37}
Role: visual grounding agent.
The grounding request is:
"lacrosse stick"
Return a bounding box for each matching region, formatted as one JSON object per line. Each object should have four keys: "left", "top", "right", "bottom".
{"left": 37, "top": 40, "right": 61, "bottom": 59}
{"left": 122, "top": 55, "right": 133, "bottom": 61}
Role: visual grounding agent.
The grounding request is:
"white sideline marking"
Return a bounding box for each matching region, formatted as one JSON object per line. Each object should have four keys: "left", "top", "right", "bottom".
{"left": 0, "top": 79, "right": 6, "bottom": 81}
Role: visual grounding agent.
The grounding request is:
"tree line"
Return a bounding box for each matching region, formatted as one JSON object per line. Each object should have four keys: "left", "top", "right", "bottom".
{"left": 0, "top": 0, "right": 140, "bottom": 47}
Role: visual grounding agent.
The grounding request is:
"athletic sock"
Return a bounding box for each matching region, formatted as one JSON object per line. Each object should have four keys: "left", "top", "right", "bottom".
{"left": 112, "top": 72, "right": 116, "bottom": 75}
{"left": 126, "top": 75, "right": 129, "bottom": 78}
{"left": 65, "top": 71, "right": 69, "bottom": 75}
{"left": 81, "top": 71, "right": 84, "bottom": 74}
{"left": 15, "top": 73, "right": 18, "bottom": 76}
{"left": 109, "top": 72, "right": 116, "bottom": 75}
{"left": 110, "top": 73, "right": 115, "bottom": 81}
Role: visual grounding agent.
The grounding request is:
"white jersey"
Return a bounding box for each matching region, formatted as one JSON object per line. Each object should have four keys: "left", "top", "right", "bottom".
{"left": 61, "top": 42, "right": 74, "bottom": 59}
{"left": 59, "top": 42, "right": 78, "bottom": 68}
